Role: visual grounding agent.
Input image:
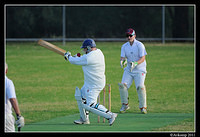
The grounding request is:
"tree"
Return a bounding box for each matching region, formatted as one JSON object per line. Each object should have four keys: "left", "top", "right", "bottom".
{"left": 168, "top": 6, "right": 189, "bottom": 38}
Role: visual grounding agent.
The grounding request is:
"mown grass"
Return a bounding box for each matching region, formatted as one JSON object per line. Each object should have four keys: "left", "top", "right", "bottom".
{"left": 6, "top": 42, "right": 195, "bottom": 131}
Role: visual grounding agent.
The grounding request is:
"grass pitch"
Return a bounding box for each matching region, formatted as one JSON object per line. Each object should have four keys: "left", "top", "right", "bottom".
{"left": 6, "top": 42, "right": 195, "bottom": 132}
{"left": 20, "top": 113, "right": 193, "bottom": 132}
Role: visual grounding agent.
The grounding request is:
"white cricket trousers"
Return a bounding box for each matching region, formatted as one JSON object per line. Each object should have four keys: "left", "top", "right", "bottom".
{"left": 5, "top": 114, "right": 15, "bottom": 132}
{"left": 122, "top": 70, "right": 146, "bottom": 89}
{"left": 80, "top": 85, "right": 101, "bottom": 105}
{"left": 80, "top": 85, "right": 108, "bottom": 112}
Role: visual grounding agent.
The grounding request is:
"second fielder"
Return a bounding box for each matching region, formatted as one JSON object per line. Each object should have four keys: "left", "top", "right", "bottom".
{"left": 119, "top": 28, "right": 147, "bottom": 114}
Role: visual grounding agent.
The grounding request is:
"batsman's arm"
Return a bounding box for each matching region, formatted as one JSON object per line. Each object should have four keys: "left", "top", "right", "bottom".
{"left": 66, "top": 54, "right": 88, "bottom": 66}
{"left": 64, "top": 51, "right": 89, "bottom": 66}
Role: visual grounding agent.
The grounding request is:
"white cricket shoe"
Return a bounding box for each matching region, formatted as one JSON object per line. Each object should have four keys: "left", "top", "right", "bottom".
{"left": 141, "top": 108, "right": 147, "bottom": 114}
{"left": 120, "top": 104, "right": 130, "bottom": 113}
{"left": 109, "top": 113, "right": 118, "bottom": 126}
{"left": 74, "top": 117, "right": 90, "bottom": 125}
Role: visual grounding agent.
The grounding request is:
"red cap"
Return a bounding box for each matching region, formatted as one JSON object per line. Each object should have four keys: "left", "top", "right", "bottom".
{"left": 126, "top": 28, "right": 136, "bottom": 36}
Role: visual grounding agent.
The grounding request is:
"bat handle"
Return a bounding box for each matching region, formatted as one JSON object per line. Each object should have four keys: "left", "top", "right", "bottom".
{"left": 18, "top": 127, "right": 21, "bottom": 132}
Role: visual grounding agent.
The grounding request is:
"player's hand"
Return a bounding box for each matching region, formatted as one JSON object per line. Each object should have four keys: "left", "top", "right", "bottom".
{"left": 120, "top": 59, "right": 127, "bottom": 68}
{"left": 16, "top": 115, "right": 25, "bottom": 128}
{"left": 130, "top": 61, "right": 138, "bottom": 72}
{"left": 64, "top": 51, "right": 71, "bottom": 61}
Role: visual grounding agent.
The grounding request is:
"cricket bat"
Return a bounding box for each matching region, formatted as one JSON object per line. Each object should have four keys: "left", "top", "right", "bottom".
{"left": 38, "top": 39, "right": 66, "bottom": 56}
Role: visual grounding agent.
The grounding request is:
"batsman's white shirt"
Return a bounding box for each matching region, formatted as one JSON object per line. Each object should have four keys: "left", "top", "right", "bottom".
{"left": 69, "top": 49, "right": 106, "bottom": 90}
{"left": 121, "top": 39, "right": 147, "bottom": 73}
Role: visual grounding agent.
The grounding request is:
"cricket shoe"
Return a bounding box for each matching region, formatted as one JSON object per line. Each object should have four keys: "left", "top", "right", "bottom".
{"left": 74, "top": 117, "right": 90, "bottom": 125}
{"left": 120, "top": 104, "right": 130, "bottom": 113}
{"left": 109, "top": 113, "right": 118, "bottom": 126}
{"left": 140, "top": 107, "right": 147, "bottom": 114}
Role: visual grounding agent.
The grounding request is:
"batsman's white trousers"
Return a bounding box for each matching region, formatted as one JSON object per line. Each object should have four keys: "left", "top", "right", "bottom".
{"left": 80, "top": 85, "right": 102, "bottom": 105}
{"left": 5, "top": 114, "right": 15, "bottom": 132}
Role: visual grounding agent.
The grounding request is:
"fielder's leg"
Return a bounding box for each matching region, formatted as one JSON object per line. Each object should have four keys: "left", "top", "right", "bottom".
{"left": 119, "top": 70, "right": 133, "bottom": 113}
{"left": 74, "top": 87, "right": 90, "bottom": 124}
{"left": 137, "top": 85, "right": 147, "bottom": 114}
{"left": 118, "top": 83, "right": 130, "bottom": 113}
{"left": 134, "top": 72, "right": 147, "bottom": 114}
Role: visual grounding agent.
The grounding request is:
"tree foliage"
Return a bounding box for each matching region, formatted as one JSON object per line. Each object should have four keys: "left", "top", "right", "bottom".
{"left": 6, "top": 6, "right": 194, "bottom": 38}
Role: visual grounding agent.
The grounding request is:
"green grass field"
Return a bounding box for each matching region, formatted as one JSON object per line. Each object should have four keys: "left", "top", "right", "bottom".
{"left": 5, "top": 42, "right": 195, "bottom": 132}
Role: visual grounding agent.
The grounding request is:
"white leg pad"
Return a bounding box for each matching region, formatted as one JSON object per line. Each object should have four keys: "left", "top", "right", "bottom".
{"left": 81, "top": 103, "right": 112, "bottom": 119}
{"left": 75, "top": 87, "right": 87, "bottom": 121}
{"left": 137, "top": 86, "right": 147, "bottom": 109}
{"left": 118, "top": 83, "right": 129, "bottom": 105}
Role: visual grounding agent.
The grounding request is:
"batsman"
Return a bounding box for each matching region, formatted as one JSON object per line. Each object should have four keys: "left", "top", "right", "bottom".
{"left": 64, "top": 38, "right": 117, "bottom": 126}
{"left": 119, "top": 28, "right": 147, "bottom": 114}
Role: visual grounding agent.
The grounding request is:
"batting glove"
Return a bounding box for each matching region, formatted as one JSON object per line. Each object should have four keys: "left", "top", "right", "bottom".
{"left": 16, "top": 115, "right": 25, "bottom": 128}
{"left": 64, "top": 51, "right": 71, "bottom": 61}
{"left": 130, "top": 61, "right": 138, "bottom": 72}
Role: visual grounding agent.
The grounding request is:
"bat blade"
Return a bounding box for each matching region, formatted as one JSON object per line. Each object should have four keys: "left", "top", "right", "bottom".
{"left": 38, "top": 39, "right": 66, "bottom": 56}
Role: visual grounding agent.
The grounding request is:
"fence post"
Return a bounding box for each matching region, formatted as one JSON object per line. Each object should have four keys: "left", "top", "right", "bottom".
{"left": 62, "top": 6, "right": 66, "bottom": 46}
{"left": 162, "top": 5, "right": 165, "bottom": 44}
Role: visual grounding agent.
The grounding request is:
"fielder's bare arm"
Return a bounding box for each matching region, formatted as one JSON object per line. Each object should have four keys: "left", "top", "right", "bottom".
{"left": 119, "top": 28, "right": 148, "bottom": 114}
{"left": 64, "top": 39, "right": 117, "bottom": 126}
